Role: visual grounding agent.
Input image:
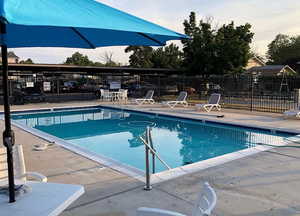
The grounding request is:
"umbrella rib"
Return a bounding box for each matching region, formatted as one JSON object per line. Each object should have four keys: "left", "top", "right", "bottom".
{"left": 70, "top": 27, "right": 96, "bottom": 49}
{"left": 138, "top": 33, "right": 165, "bottom": 46}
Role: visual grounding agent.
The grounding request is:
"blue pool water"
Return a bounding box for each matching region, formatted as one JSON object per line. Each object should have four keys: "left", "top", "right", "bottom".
{"left": 12, "top": 107, "right": 292, "bottom": 173}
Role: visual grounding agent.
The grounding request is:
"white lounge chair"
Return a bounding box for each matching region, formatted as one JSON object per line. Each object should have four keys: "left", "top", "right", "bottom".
{"left": 195, "top": 93, "right": 221, "bottom": 112}
{"left": 137, "top": 182, "right": 217, "bottom": 216}
{"left": 136, "top": 90, "right": 155, "bottom": 105}
{"left": 283, "top": 107, "right": 300, "bottom": 119}
{"left": 0, "top": 144, "right": 47, "bottom": 187}
{"left": 164, "top": 91, "right": 188, "bottom": 108}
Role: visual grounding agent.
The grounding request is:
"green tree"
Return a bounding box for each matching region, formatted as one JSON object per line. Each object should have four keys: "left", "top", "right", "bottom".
{"left": 267, "top": 34, "right": 300, "bottom": 72}
{"left": 125, "top": 46, "right": 154, "bottom": 68}
{"left": 182, "top": 12, "right": 216, "bottom": 76}
{"left": 64, "top": 52, "right": 93, "bottom": 66}
{"left": 182, "top": 12, "right": 254, "bottom": 77}
{"left": 215, "top": 22, "right": 254, "bottom": 75}
{"left": 151, "top": 43, "right": 183, "bottom": 69}
{"left": 19, "top": 58, "right": 34, "bottom": 64}
{"left": 267, "top": 34, "right": 292, "bottom": 64}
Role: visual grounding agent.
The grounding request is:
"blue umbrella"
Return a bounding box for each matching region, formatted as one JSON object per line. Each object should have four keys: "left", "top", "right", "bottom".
{"left": 0, "top": 0, "right": 187, "bottom": 202}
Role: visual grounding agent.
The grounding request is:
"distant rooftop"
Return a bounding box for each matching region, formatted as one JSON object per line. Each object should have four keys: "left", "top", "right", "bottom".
{"left": 0, "top": 51, "right": 19, "bottom": 59}
{"left": 0, "top": 63, "right": 182, "bottom": 76}
{"left": 246, "top": 65, "right": 297, "bottom": 76}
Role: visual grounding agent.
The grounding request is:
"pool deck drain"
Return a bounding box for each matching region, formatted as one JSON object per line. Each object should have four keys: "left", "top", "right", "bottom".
{"left": 2, "top": 101, "right": 300, "bottom": 215}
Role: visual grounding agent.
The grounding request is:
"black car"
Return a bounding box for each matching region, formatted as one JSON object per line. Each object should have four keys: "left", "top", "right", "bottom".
{"left": 14, "top": 87, "right": 46, "bottom": 104}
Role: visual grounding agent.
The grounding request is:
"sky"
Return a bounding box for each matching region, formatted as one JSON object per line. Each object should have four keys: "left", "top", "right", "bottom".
{"left": 11, "top": 0, "right": 300, "bottom": 64}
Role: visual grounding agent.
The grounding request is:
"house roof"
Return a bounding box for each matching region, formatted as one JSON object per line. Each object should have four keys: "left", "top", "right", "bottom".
{"left": 251, "top": 56, "right": 265, "bottom": 66}
{"left": 0, "top": 63, "right": 182, "bottom": 76}
{"left": 246, "top": 65, "right": 297, "bottom": 76}
{"left": 7, "top": 52, "right": 19, "bottom": 59}
{"left": 0, "top": 52, "right": 19, "bottom": 59}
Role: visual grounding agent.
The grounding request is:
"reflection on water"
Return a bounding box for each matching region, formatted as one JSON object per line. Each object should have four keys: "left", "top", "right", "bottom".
{"left": 12, "top": 108, "right": 290, "bottom": 172}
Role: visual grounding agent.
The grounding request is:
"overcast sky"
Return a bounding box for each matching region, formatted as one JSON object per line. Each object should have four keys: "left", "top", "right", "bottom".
{"left": 11, "top": 0, "right": 300, "bottom": 64}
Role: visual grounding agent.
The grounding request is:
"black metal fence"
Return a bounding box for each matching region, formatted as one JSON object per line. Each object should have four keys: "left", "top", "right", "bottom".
{"left": 198, "top": 93, "right": 298, "bottom": 113}
{"left": 2, "top": 70, "right": 300, "bottom": 113}
{"left": 139, "top": 74, "right": 300, "bottom": 113}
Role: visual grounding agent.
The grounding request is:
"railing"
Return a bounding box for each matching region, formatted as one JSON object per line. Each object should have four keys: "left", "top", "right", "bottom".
{"left": 199, "top": 93, "right": 298, "bottom": 113}
{"left": 139, "top": 127, "right": 171, "bottom": 190}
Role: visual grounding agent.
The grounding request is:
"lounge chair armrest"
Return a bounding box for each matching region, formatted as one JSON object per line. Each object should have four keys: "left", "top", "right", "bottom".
{"left": 137, "top": 207, "right": 186, "bottom": 216}
{"left": 23, "top": 172, "right": 48, "bottom": 182}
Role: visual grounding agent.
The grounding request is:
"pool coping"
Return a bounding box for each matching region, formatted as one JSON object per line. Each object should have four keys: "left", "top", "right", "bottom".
{"left": 2, "top": 104, "right": 300, "bottom": 184}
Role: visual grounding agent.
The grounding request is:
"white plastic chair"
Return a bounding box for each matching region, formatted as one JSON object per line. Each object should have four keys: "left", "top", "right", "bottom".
{"left": 119, "top": 89, "right": 128, "bottom": 102}
{"left": 0, "top": 144, "right": 47, "bottom": 187}
{"left": 195, "top": 94, "right": 221, "bottom": 112}
{"left": 164, "top": 91, "right": 188, "bottom": 108}
{"left": 101, "top": 89, "right": 112, "bottom": 101}
{"left": 136, "top": 90, "right": 155, "bottom": 105}
{"left": 99, "top": 89, "right": 106, "bottom": 101}
{"left": 137, "top": 182, "right": 217, "bottom": 216}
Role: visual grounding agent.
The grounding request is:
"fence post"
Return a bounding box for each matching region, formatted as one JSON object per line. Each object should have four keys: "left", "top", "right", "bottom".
{"left": 294, "top": 89, "right": 300, "bottom": 109}
{"left": 250, "top": 75, "right": 253, "bottom": 111}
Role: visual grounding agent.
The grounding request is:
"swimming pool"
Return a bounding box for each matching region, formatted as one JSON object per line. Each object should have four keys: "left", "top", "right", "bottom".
{"left": 11, "top": 106, "right": 293, "bottom": 178}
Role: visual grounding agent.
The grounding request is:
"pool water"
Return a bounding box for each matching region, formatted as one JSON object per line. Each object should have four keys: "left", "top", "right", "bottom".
{"left": 12, "top": 107, "right": 291, "bottom": 173}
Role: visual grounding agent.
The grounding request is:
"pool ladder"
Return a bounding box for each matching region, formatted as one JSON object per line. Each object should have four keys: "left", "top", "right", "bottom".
{"left": 139, "top": 127, "right": 171, "bottom": 190}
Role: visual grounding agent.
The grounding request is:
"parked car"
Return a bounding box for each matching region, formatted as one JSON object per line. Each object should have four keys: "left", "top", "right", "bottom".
{"left": 22, "top": 87, "right": 46, "bottom": 103}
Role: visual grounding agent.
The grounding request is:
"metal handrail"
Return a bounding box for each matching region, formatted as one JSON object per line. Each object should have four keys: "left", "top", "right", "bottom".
{"left": 148, "top": 127, "right": 156, "bottom": 174}
{"left": 139, "top": 136, "right": 171, "bottom": 170}
{"left": 139, "top": 127, "right": 171, "bottom": 191}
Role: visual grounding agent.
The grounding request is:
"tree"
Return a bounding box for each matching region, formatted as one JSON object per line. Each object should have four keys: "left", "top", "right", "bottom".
{"left": 151, "top": 43, "right": 183, "bottom": 69}
{"left": 215, "top": 22, "right": 254, "bottom": 75}
{"left": 267, "top": 34, "right": 293, "bottom": 64}
{"left": 181, "top": 12, "right": 254, "bottom": 77}
{"left": 19, "top": 58, "right": 34, "bottom": 64}
{"left": 64, "top": 52, "right": 93, "bottom": 66}
{"left": 182, "top": 12, "right": 216, "bottom": 76}
{"left": 125, "top": 44, "right": 182, "bottom": 69}
{"left": 267, "top": 34, "right": 300, "bottom": 72}
{"left": 125, "top": 46, "right": 154, "bottom": 68}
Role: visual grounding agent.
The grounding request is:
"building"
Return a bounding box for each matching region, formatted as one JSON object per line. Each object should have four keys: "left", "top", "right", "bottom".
{"left": 246, "top": 65, "right": 297, "bottom": 93}
{"left": 245, "top": 56, "right": 265, "bottom": 70}
{"left": 246, "top": 65, "right": 297, "bottom": 76}
{"left": 0, "top": 51, "right": 19, "bottom": 63}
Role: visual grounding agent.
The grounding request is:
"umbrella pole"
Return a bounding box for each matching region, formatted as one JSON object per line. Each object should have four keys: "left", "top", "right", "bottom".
{"left": 1, "top": 22, "right": 15, "bottom": 203}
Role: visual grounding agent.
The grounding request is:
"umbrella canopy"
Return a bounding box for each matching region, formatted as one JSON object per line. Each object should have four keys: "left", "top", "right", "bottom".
{"left": 0, "top": 0, "right": 187, "bottom": 203}
{"left": 1, "top": 0, "right": 187, "bottom": 48}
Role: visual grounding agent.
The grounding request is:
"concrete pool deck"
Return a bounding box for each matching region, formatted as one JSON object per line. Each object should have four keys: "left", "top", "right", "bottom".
{"left": 2, "top": 101, "right": 300, "bottom": 215}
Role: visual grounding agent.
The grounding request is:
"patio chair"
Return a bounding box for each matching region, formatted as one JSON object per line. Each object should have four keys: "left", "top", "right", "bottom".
{"left": 136, "top": 90, "right": 155, "bottom": 105}
{"left": 195, "top": 93, "right": 221, "bottom": 112}
{"left": 0, "top": 144, "right": 47, "bottom": 187}
{"left": 119, "top": 89, "right": 128, "bottom": 102}
{"left": 283, "top": 107, "right": 300, "bottom": 119}
{"left": 0, "top": 145, "right": 85, "bottom": 216}
{"left": 164, "top": 91, "right": 188, "bottom": 108}
{"left": 137, "top": 182, "right": 217, "bottom": 216}
{"left": 101, "top": 89, "right": 112, "bottom": 101}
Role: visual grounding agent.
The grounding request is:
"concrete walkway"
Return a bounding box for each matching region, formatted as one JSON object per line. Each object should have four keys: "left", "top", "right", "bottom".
{"left": 2, "top": 101, "right": 300, "bottom": 215}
